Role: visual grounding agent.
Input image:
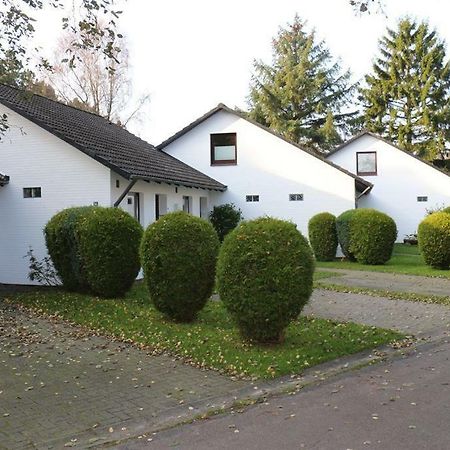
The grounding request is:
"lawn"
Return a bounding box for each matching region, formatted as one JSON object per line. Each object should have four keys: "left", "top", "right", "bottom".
{"left": 316, "top": 243, "right": 450, "bottom": 279}
{"left": 7, "top": 283, "right": 404, "bottom": 380}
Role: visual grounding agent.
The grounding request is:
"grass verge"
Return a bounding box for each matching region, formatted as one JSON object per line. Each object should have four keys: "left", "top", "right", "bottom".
{"left": 6, "top": 283, "right": 404, "bottom": 380}
{"left": 316, "top": 244, "right": 450, "bottom": 279}
{"left": 316, "top": 282, "right": 450, "bottom": 306}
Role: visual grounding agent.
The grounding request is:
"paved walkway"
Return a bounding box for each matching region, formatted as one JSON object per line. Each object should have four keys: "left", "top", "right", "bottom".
{"left": 137, "top": 338, "right": 450, "bottom": 450}
{"left": 318, "top": 268, "right": 450, "bottom": 297}
{"left": 0, "top": 302, "right": 248, "bottom": 450}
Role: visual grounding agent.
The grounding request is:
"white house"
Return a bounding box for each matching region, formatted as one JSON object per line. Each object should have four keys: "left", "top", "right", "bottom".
{"left": 158, "top": 104, "right": 372, "bottom": 236}
{"left": 327, "top": 132, "right": 450, "bottom": 240}
{"left": 0, "top": 85, "right": 225, "bottom": 285}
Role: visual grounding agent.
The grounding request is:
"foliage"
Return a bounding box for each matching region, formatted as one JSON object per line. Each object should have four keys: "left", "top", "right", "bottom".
{"left": 316, "top": 243, "right": 450, "bottom": 279}
{"left": 26, "top": 247, "right": 60, "bottom": 286}
{"left": 360, "top": 18, "right": 450, "bottom": 160}
{"left": 141, "top": 211, "right": 219, "bottom": 322}
{"left": 418, "top": 212, "right": 450, "bottom": 269}
{"left": 217, "top": 217, "right": 315, "bottom": 343}
{"left": 77, "top": 207, "right": 143, "bottom": 297}
{"left": 349, "top": 209, "right": 397, "bottom": 265}
{"left": 336, "top": 209, "right": 357, "bottom": 261}
{"left": 308, "top": 212, "right": 338, "bottom": 261}
{"left": 208, "top": 203, "right": 243, "bottom": 242}
{"left": 44, "top": 206, "right": 94, "bottom": 292}
{"left": 443, "top": 207, "right": 450, "bottom": 214}
{"left": 11, "top": 283, "right": 404, "bottom": 379}
{"left": 247, "top": 15, "right": 354, "bottom": 151}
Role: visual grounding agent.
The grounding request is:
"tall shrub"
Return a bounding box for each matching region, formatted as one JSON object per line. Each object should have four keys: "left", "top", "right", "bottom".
{"left": 349, "top": 209, "right": 397, "bottom": 265}
{"left": 44, "top": 206, "right": 94, "bottom": 291}
{"left": 308, "top": 212, "right": 338, "bottom": 261}
{"left": 418, "top": 212, "right": 450, "bottom": 269}
{"left": 209, "top": 203, "right": 243, "bottom": 241}
{"left": 77, "top": 207, "right": 143, "bottom": 297}
{"left": 217, "top": 217, "right": 315, "bottom": 343}
{"left": 141, "top": 211, "right": 219, "bottom": 322}
{"left": 335, "top": 209, "right": 357, "bottom": 260}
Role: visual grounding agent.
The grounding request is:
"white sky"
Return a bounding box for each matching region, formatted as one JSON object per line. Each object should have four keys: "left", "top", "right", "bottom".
{"left": 33, "top": 0, "right": 450, "bottom": 144}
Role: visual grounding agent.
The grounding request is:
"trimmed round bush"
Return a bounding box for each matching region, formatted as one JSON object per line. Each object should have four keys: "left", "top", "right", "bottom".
{"left": 77, "top": 207, "right": 143, "bottom": 297}
{"left": 349, "top": 209, "right": 397, "bottom": 265}
{"left": 209, "top": 203, "right": 243, "bottom": 241}
{"left": 44, "top": 206, "right": 94, "bottom": 291}
{"left": 217, "top": 217, "right": 315, "bottom": 343}
{"left": 443, "top": 206, "right": 450, "bottom": 214}
{"left": 336, "top": 209, "right": 357, "bottom": 261}
{"left": 308, "top": 212, "right": 338, "bottom": 261}
{"left": 141, "top": 211, "right": 220, "bottom": 322}
{"left": 418, "top": 212, "right": 450, "bottom": 269}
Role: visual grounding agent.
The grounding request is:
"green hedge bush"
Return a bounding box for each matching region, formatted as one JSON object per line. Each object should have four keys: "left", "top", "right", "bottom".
{"left": 308, "top": 212, "right": 338, "bottom": 261}
{"left": 418, "top": 212, "right": 450, "bottom": 269}
{"left": 336, "top": 209, "right": 357, "bottom": 261}
{"left": 443, "top": 206, "right": 450, "bottom": 214}
{"left": 141, "top": 211, "right": 219, "bottom": 322}
{"left": 209, "top": 203, "right": 243, "bottom": 241}
{"left": 44, "top": 206, "right": 94, "bottom": 291}
{"left": 77, "top": 207, "right": 143, "bottom": 297}
{"left": 349, "top": 209, "right": 397, "bottom": 265}
{"left": 217, "top": 217, "right": 315, "bottom": 343}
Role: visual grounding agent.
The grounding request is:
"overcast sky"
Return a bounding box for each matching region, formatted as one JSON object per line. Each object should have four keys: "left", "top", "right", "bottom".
{"left": 34, "top": 0, "right": 450, "bottom": 144}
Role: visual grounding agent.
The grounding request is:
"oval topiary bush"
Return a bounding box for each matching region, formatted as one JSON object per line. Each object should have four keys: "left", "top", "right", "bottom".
{"left": 209, "top": 203, "right": 243, "bottom": 242}
{"left": 141, "top": 211, "right": 220, "bottom": 322}
{"left": 44, "top": 206, "right": 95, "bottom": 291}
{"left": 217, "top": 217, "right": 315, "bottom": 343}
{"left": 308, "top": 212, "right": 338, "bottom": 261}
{"left": 349, "top": 209, "right": 397, "bottom": 265}
{"left": 335, "top": 209, "right": 357, "bottom": 261}
{"left": 418, "top": 212, "right": 450, "bottom": 269}
{"left": 77, "top": 207, "right": 143, "bottom": 298}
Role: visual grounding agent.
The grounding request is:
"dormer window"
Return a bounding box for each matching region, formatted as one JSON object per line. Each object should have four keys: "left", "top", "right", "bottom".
{"left": 211, "top": 133, "right": 237, "bottom": 165}
{"left": 357, "top": 152, "right": 377, "bottom": 176}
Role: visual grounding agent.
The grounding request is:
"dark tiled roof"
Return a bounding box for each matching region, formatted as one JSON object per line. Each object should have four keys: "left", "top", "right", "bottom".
{"left": 327, "top": 130, "right": 450, "bottom": 179}
{"left": 0, "top": 84, "right": 226, "bottom": 191}
{"left": 158, "top": 104, "right": 373, "bottom": 193}
{"left": 0, "top": 173, "right": 9, "bottom": 186}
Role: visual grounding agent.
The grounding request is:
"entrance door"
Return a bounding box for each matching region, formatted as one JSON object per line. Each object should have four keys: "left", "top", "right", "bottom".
{"left": 125, "top": 192, "right": 140, "bottom": 222}
{"left": 182, "top": 196, "right": 191, "bottom": 213}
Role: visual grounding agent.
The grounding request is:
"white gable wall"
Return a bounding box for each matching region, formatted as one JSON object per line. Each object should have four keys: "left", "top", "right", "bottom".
{"left": 0, "top": 106, "right": 111, "bottom": 284}
{"left": 328, "top": 134, "right": 450, "bottom": 240}
{"left": 162, "top": 110, "right": 357, "bottom": 236}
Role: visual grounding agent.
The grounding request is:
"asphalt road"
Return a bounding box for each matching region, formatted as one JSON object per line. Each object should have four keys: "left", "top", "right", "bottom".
{"left": 119, "top": 338, "right": 450, "bottom": 450}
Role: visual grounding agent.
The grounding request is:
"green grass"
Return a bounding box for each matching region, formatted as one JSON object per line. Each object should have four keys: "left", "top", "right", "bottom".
{"left": 316, "top": 244, "right": 450, "bottom": 279}
{"left": 314, "top": 270, "right": 342, "bottom": 281}
{"left": 7, "top": 283, "right": 404, "bottom": 380}
{"left": 317, "top": 283, "right": 450, "bottom": 306}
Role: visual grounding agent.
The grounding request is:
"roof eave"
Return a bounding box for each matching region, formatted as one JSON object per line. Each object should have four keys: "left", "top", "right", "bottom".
{"left": 129, "top": 174, "right": 227, "bottom": 192}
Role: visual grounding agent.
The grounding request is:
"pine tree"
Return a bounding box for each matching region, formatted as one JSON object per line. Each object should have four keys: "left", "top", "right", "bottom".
{"left": 248, "top": 15, "right": 354, "bottom": 151}
{"left": 360, "top": 18, "right": 450, "bottom": 160}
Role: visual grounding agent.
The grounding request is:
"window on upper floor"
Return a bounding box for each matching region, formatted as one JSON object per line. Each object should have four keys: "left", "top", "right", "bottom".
{"left": 23, "top": 187, "right": 41, "bottom": 198}
{"left": 356, "top": 151, "right": 377, "bottom": 176}
{"left": 211, "top": 133, "right": 237, "bottom": 165}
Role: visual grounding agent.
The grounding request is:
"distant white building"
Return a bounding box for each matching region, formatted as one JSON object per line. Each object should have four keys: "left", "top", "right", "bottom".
{"left": 326, "top": 131, "right": 450, "bottom": 240}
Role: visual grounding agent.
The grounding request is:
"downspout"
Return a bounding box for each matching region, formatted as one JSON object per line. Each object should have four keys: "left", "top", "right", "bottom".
{"left": 114, "top": 177, "right": 138, "bottom": 207}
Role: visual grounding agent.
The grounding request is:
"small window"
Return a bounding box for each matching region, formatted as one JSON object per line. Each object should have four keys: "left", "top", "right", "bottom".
{"left": 116, "top": 179, "right": 120, "bottom": 188}
{"left": 357, "top": 152, "right": 377, "bottom": 176}
{"left": 417, "top": 196, "right": 428, "bottom": 202}
{"left": 127, "top": 197, "right": 133, "bottom": 205}
{"left": 289, "top": 194, "right": 304, "bottom": 201}
{"left": 23, "top": 187, "right": 41, "bottom": 198}
{"left": 246, "top": 195, "right": 259, "bottom": 202}
{"left": 211, "top": 133, "right": 237, "bottom": 165}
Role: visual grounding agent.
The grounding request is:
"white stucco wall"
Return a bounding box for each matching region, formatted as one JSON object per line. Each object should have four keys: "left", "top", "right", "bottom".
{"left": 162, "top": 110, "right": 357, "bottom": 236}
{"left": 0, "top": 106, "right": 112, "bottom": 284}
{"left": 328, "top": 134, "right": 450, "bottom": 240}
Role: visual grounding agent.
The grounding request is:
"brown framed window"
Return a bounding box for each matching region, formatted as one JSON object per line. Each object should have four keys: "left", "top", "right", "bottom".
{"left": 211, "top": 133, "right": 237, "bottom": 165}
{"left": 356, "top": 152, "right": 377, "bottom": 176}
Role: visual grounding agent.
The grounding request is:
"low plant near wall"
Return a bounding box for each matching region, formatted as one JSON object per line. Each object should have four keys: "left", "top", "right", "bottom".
{"left": 141, "top": 211, "right": 219, "bottom": 322}
{"left": 308, "top": 212, "right": 338, "bottom": 261}
{"left": 418, "top": 212, "right": 450, "bottom": 270}
{"left": 217, "top": 217, "right": 315, "bottom": 343}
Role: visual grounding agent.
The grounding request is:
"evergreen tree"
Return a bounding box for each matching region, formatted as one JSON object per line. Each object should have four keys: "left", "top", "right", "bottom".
{"left": 248, "top": 15, "right": 354, "bottom": 151}
{"left": 360, "top": 18, "right": 450, "bottom": 160}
